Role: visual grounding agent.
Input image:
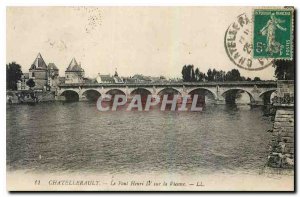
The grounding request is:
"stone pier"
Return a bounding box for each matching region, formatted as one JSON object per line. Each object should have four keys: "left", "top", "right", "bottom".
{"left": 267, "top": 80, "right": 294, "bottom": 169}
{"left": 268, "top": 109, "right": 294, "bottom": 168}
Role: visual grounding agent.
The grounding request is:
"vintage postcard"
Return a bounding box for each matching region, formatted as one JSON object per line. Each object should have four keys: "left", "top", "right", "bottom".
{"left": 6, "top": 6, "right": 295, "bottom": 191}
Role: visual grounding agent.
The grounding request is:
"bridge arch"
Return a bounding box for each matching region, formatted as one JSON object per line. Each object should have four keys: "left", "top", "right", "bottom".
{"left": 157, "top": 87, "right": 181, "bottom": 96}
{"left": 188, "top": 88, "right": 217, "bottom": 105}
{"left": 259, "top": 89, "right": 277, "bottom": 104}
{"left": 130, "top": 88, "right": 152, "bottom": 96}
{"left": 60, "top": 90, "right": 80, "bottom": 102}
{"left": 221, "top": 88, "right": 255, "bottom": 104}
{"left": 188, "top": 88, "right": 217, "bottom": 100}
{"left": 130, "top": 88, "right": 152, "bottom": 102}
{"left": 105, "top": 89, "right": 126, "bottom": 96}
{"left": 82, "top": 89, "right": 101, "bottom": 102}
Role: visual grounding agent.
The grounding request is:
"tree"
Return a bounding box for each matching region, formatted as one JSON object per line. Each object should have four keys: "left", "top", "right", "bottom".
{"left": 225, "top": 69, "right": 241, "bottom": 81}
{"left": 190, "top": 65, "right": 196, "bottom": 82}
{"left": 182, "top": 65, "right": 196, "bottom": 82}
{"left": 195, "top": 68, "right": 200, "bottom": 81}
{"left": 220, "top": 70, "right": 226, "bottom": 81}
{"left": 231, "top": 69, "right": 241, "bottom": 81}
{"left": 26, "top": 78, "right": 35, "bottom": 89}
{"left": 240, "top": 76, "right": 246, "bottom": 81}
{"left": 181, "top": 65, "right": 188, "bottom": 82}
{"left": 274, "top": 60, "right": 294, "bottom": 80}
{"left": 199, "top": 72, "right": 206, "bottom": 82}
{"left": 194, "top": 67, "right": 207, "bottom": 82}
{"left": 186, "top": 65, "right": 195, "bottom": 82}
{"left": 206, "top": 69, "right": 214, "bottom": 81}
{"left": 246, "top": 77, "right": 252, "bottom": 81}
{"left": 214, "top": 70, "right": 226, "bottom": 82}
{"left": 212, "top": 69, "right": 217, "bottom": 81}
{"left": 6, "top": 62, "right": 23, "bottom": 90}
{"left": 253, "top": 77, "right": 261, "bottom": 81}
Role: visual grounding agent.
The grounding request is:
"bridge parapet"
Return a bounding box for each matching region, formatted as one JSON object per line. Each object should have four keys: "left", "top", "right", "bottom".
{"left": 58, "top": 81, "right": 277, "bottom": 88}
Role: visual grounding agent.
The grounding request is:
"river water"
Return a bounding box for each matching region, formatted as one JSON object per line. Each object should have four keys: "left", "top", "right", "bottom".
{"left": 7, "top": 102, "right": 273, "bottom": 175}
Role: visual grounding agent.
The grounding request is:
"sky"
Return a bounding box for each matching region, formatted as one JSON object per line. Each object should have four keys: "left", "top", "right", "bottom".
{"left": 6, "top": 7, "right": 276, "bottom": 79}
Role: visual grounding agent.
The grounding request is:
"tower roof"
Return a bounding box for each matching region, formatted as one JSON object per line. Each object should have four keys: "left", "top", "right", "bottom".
{"left": 30, "top": 53, "right": 47, "bottom": 70}
{"left": 48, "top": 63, "right": 59, "bottom": 70}
{"left": 66, "top": 58, "right": 84, "bottom": 72}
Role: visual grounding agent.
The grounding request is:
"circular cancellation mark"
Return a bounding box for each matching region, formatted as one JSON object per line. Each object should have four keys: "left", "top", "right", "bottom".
{"left": 224, "top": 13, "right": 274, "bottom": 71}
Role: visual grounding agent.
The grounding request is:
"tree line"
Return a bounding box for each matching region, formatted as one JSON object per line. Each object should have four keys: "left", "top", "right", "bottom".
{"left": 181, "top": 65, "right": 262, "bottom": 82}
{"left": 181, "top": 59, "right": 295, "bottom": 82}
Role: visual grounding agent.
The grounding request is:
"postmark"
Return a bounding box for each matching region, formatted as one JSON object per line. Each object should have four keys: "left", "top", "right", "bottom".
{"left": 253, "top": 9, "right": 293, "bottom": 59}
{"left": 224, "top": 13, "right": 274, "bottom": 71}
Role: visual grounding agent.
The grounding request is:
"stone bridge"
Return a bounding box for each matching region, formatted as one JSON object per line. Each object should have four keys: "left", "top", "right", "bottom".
{"left": 56, "top": 81, "right": 277, "bottom": 105}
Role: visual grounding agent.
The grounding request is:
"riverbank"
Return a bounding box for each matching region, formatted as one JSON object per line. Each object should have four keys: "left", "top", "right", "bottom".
{"left": 6, "top": 90, "right": 56, "bottom": 104}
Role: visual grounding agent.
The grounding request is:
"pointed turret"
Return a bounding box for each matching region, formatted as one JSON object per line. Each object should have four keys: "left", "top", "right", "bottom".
{"left": 30, "top": 53, "right": 47, "bottom": 70}
{"left": 66, "top": 58, "right": 78, "bottom": 71}
{"left": 66, "top": 58, "right": 84, "bottom": 72}
{"left": 65, "top": 57, "right": 85, "bottom": 84}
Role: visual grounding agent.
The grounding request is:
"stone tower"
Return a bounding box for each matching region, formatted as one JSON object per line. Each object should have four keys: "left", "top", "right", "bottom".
{"left": 29, "top": 53, "right": 48, "bottom": 90}
{"left": 65, "top": 58, "right": 85, "bottom": 84}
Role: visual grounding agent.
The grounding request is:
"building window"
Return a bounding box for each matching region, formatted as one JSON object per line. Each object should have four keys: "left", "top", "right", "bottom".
{"left": 32, "top": 72, "right": 35, "bottom": 77}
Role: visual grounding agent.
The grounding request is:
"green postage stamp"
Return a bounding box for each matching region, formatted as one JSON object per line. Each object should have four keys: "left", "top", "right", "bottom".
{"left": 253, "top": 9, "right": 293, "bottom": 59}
